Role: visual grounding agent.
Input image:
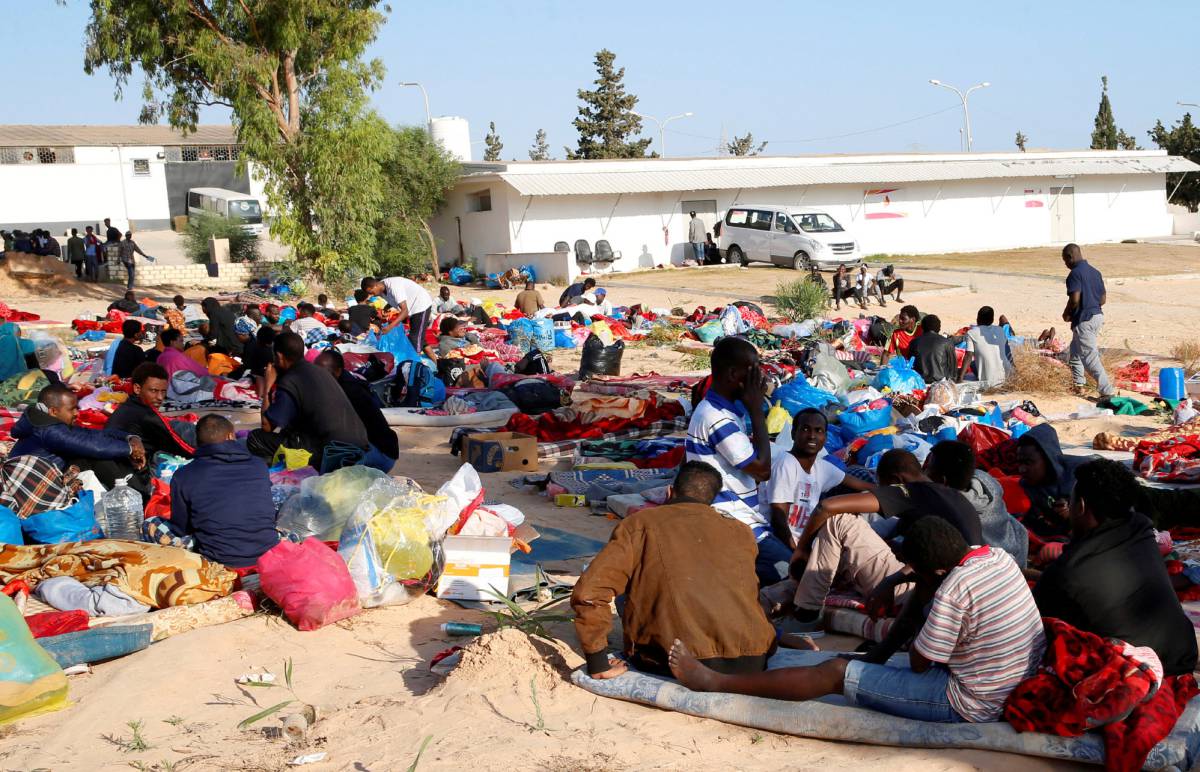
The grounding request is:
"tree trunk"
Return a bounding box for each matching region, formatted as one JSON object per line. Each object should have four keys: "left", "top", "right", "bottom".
{"left": 421, "top": 219, "right": 439, "bottom": 278}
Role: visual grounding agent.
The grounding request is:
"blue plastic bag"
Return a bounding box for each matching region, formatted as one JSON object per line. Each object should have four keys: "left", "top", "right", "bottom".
{"left": 839, "top": 402, "right": 893, "bottom": 436}
{"left": 773, "top": 378, "right": 840, "bottom": 416}
{"left": 518, "top": 264, "right": 537, "bottom": 282}
{"left": 532, "top": 318, "right": 555, "bottom": 351}
{"left": 278, "top": 307, "right": 297, "bottom": 323}
{"left": 0, "top": 507, "right": 21, "bottom": 545}
{"left": 20, "top": 492, "right": 101, "bottom": 544}
{"left": 872, "top": 357, "right": 926, "bottom": 394}
{"left": 376, "top": 326, "right": 421, "bottom": 364}
{"left": 553, "top": 328, "right": 576, "bottom": 349}
{"left": 508, "top": 318, "right": 540, "bottom": 354}
{"left": 486, "top": 273, "right": 502, "bottom": 289}
{"left": 449, "top": 266, "right": 473, "bottom": 286}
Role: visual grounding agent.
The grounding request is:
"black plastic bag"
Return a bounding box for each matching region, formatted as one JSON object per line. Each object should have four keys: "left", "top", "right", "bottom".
{"left": 501, "top": 379, "right": 566, "bottom": 414}
{"left": 579, "top": 334, "right": 624, "bottom": 379}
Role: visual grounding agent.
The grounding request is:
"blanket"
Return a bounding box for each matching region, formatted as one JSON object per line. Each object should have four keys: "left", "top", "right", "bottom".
{"left": 452, "top": 417, "right": 690, "bottom": 462}
{"left": 504, "top": 399, "right": 684, "bottom": 443}
{"left": 1095, "top": 417, "right": 1200, "bottom": 453}
{"left": 1134, "top": 434, "right": 1200, "bottom": 483}
{"left": 0, "top": 540, "right": 235, "bottom": 608}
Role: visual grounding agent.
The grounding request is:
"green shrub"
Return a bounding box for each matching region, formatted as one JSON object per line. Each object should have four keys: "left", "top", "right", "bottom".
{"left": 774, "top": 277, "right": 828, "bottom": 322}
{"left": 183, "top": 213, "right": 262, "bottom": 264}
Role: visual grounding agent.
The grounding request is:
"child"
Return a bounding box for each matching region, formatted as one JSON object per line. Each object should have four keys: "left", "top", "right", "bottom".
{"left": 436, "top": 316, "right": 479, "bottom": 357}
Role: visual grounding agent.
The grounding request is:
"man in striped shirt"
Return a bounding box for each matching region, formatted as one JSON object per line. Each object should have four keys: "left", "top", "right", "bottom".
{"left": 669, "top": 516, "right": 1046, "bottom": 723}
{"left": 686, "top": 336, "right": 785, "bottom": 585}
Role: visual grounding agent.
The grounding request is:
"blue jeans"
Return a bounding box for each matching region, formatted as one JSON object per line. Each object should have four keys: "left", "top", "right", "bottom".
{"left": 754, "top": 532, "right": 793, "bottom": 586}
{"left": 843, "top": 660, "right": 966, "bottom": 723}
{"left": 123, "top": 260, "right": 135, "bottom": 290}
{"left": 361, "top": 444, "right": 397, "bottom": 473}
{"left": 690, "top": 242, "right": 705, "bottom": 262}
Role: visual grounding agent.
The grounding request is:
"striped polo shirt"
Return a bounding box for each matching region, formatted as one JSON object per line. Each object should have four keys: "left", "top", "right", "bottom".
{"left": 685, "top": 391, "right": 766, "bottom": 536}
{"left": 913, "top": 546, "right": 1046, "bottom": 722}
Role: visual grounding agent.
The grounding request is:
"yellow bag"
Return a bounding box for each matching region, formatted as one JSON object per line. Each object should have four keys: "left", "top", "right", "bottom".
{"left": 272, "top": 445, "right": 313, "bottom": 471}
{"left": 590, "top": 320, "right": 615, "bottom": 346}
{"left": 0, "top": 595, "right": 68, "bottom": 724}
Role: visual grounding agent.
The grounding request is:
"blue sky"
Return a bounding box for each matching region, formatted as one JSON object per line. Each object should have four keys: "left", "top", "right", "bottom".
{"left": 11, "top": 0, "right": 1199, "bottom": 158}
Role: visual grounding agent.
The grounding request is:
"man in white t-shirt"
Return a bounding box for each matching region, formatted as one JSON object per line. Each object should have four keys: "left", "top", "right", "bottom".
{"left": 363, "top": 276, "right": 434, "bottom": 351}
{"left": 288, "top": 302, "right": 327, "bottom": 339}
{"left": 959, "top": 306, "right": 1013, "bottom": 389}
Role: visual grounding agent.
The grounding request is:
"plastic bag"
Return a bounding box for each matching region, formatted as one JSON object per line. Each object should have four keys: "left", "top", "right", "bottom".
{"left": 809, "top": 351, "right": 851, "bottom": 395}
{"left": 553, "top": 326, "right": 576, "bottom": 349}
{"left": 257, "top": 538, "right": 361, "bottom": 631}
{"left": 531, "top": 318, "right": 555, "bottom": 351}
{"left": 873, "top": 357, "right": 926, "bottom": 394}
{"left": 376, "top": 326, "right": 421, "bottom": 364}
{"left": 0, "top": 507, "right": 21, "bottom": 545}
{"left": 590, "top": 320, "right": 615, "bottom": 346}
{"left": 772, "top": 378, "right": 840, "bottom": 415}
{"left": 839, "top": 402, "right": 894, "bottom": 436}
{"left": 449, "top": 266, "right": 472, "bottom": 285}
{"left": 275, "top": 466, "right": 389, "bottom": 542}
{"left": 339, "top": 477, "right": 427, "bottom": 607}
{"left": 719, "top": 305, "right": 748, "bottom": 336}
{"left": 436, "top": 463, "right": 485, "bottom": 538}
{"left": 693, "top": 320, "right": 724, "bottom": 344}
{"left": 507, "top": 318, "right": 539, "bottom": 354}
{"left": 771, "top": 321, "right": 818, "bottom": 339}
{"left": 0, "top": 594, "right": 68, "bottom": 724}
{"left": 578, "top": 334, "right": 624, "bottom": 379}
{"left": 19, "top": 492, "right": 101, "bottom": 544}
{"left": 272, "top": 445, "right": 313, "bottom": 471}
{"left": 925, "top": 379, "right": 959, "bottom": 410}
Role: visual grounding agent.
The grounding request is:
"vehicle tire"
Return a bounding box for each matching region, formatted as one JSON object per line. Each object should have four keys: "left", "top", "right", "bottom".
{"left": 792, "top": 252, "right": 811, "bottom": 271}
{"left": 728, "top": 245, "right": 747, "bottom": 267}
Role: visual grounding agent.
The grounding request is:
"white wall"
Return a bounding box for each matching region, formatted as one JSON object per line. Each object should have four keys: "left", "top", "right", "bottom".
{"left": 429, "top": 180, "right": 512, "bottom": 268}
{"left": 0, "top": 145, "right": 172, "bottom": 232}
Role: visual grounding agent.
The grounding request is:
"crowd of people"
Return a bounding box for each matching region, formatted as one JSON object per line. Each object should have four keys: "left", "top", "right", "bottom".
{"left": 1, "top": 217, "right": 149, "bottom": 286}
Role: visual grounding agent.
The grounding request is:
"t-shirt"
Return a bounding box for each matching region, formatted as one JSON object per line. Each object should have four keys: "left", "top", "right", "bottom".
{"left": 1065, "top": 260, "right": 1105, "bottom": 327}
{"left": 913, "top": 547, "right": 1046, "bottom": 722}
{"left": 762, "top": 451, "right": 845, "bottom": 541}
{"left": 888, "top": 327, "right": 922, "bottom": 357}
{"left": 559, "top": 282, "right": 586, "bottom": 306}
{"left": 964, "top": 325, "right": 1012, "bottom": 388}
{"left": 381, "top": 277, "right": 433, "bottom": 316}
{"left": 347, "top": 303, "right": 378, "bottom": 333}
{"left": 909, "top": 332, "right": 958, "bottom": 384}
{"left": 289, "top": 316, "right": 326, "bottom": 338}
{"left": 514, "top": 289, "right": 543, "bottom": 316}
{"left": 686, "top": 392, "right": 764, "bottom": 534}
{"left": 873, "top": 481, "right": 983, "bottom": 545}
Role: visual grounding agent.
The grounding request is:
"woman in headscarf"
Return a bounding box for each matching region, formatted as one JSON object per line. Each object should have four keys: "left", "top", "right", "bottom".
{"left": 200, "top": 297, "right": 242, "bottom": 356}
{"left": 0, "top": 323, "right": 30, "bottom": 382}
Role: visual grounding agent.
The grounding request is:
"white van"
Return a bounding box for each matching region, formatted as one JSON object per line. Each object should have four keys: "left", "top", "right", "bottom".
{"left": 187, "top": 187, "right": 265, "bottom": 236}
{"left": 718, "top": 205, "right": 861, "bottom": 270}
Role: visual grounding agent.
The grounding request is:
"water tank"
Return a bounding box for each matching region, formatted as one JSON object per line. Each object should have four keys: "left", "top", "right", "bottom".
{"left": 431, "top": 116, "right": 472, "bottom": 162}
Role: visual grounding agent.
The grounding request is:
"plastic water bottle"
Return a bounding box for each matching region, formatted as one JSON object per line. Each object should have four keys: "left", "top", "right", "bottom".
{"left": 98, "top": 477, "right": 144, "bottom": 541}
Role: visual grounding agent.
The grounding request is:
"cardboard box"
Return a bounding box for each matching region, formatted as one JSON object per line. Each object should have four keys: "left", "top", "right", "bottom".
{"left": 463, "top": 432, "right": 538, "bottom": 473}
{"left": 436, "top": 535, "right": 512, "bottom": 601}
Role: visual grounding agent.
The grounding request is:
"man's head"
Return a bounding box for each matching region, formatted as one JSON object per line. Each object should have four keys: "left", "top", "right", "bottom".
{"left": 264, "top": 304, "right": 281, "bottom": 323}
{"left": 594, "top": 288, "right": 607, "bottom": 300}
{"left": 898, "top": 305, "right": 920, "bottom": 331}
{"left": 926, "top": 440, "right": 976, "bottom": 491}
{"left": 256, "top": 325, "right": 277, "bottom": 347}
{"left": 882, "top": 265, "right": 894, "bottom": 277}
{"left": 104, "top": 218, "right": 111, "bottom": 227}
{"left": 440, "top": 316, "right": 466, "bottom": 338}
{"left": 353, "top": 289, "right": 368, "bottom": 304}
{"left": 525, "top": 280, "right": 535, "bottom": 291}
{"left": 337, "top": 319, "right": 352, "bottom": 334}
{"left": 124, "top": 231, "right": 133, "bottom": 240}
{"left": 196, "top": 414, "right": 236, "bottom": 446}
{"left": 161, "top": 328, "right": 183, "bottom": 350}
{"left": 1062, "top": 243, "right": 1083, "bottom": 269}
{"left": 670, "top": 461, "right": 722, "bottom": 505}
{"left": 361, "top": 277, "right": 384, "bottom": 297}
{"left": 131, "top": 362, "right": 169, "bottom": 409}
{"left": 689, "top": 210, "right": 697, "bottom": 219}
{"left": 39, "top": 383, "right": 78, "bottom": 425}
{"left": 1016, "top": 435, "right": 1052, "bottom": 486}
{"left": 582, "top": 277, "right": 596, "bottom": 290}
{"left": 122, "top": 319, "right": 142, "bottom": 340}
{"left": 71, "top": 227, "right": 78, "bottom": 237}
{"left": 172, "top": 294, "right": 185, "bottom": 309}
{"left": 1070, "top": 459, "right": 1140, "bottom": 538}
{"left": 876, "top": 449, "right": 926, "bottom": 486}
{"left": 296, "top": 302, "right": 314, "bottom": 318}
{"left": 85, "top": 225, "right": 94, "bottom": 234}
{"left": 317, "top": 294, "right": 328, "bottom": 306}
{"left": 709, "top": 336, "right": 760, "bottom": 400}
{"left": 899, "top": 516, "right": 969, "bottom": 582}
{"left": 124, "top": 290, "right": 136, "bottom": 302}
{"left": 314, "top": 349, "right": 345, "bottom": 378}
{"left": 439, "top": 286, "right": 451, "bottom": 300}
{"left": 920, "top": 314, "right": 941, "bottom": 335}
{"left": 976, "top": 306, "right": 995, "bottom": 326}
{"left": 246, "top": 306, "right": 262, "bottom": 323}
{"left": 273, "top": 331, "right": 306, "bottom": 371}
{"left": 790, "top": 409, "right": 828, "bottom": 460}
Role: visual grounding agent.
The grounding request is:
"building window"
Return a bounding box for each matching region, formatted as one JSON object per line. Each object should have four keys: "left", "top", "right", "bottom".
{"left": 132, "top": 159, "right": 151, "bottom": 176}
{"left": 467, "top": 189, "right": 492, "bottom": 213}
{"left": 0, "top": 146, "right": 74, "bottom": 164}
{"left": 164, "top": 145, "right": 242, "bottom": 162}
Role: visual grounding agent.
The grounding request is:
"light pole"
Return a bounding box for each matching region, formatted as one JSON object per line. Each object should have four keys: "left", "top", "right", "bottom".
{"left": 929, "top": 79, "right": 990, "bottom": 151}
{"left": 400, "top": 81, "right": 432, "bottom": 132}
{"left": 632, "top": 111, "right": 694, "bottom": 157}
{"left": 1178, "top": 101, "right": 1200, "bottom": 109}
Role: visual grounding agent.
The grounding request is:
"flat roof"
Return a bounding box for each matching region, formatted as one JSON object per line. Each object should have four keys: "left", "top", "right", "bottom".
{"left": 0, "top": 125, "right": 238, "bottom": 147}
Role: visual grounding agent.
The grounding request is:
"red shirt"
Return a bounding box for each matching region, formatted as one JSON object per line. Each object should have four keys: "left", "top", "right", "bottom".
{"left": 889, "top": 327, "right": 922, "bottom": 357}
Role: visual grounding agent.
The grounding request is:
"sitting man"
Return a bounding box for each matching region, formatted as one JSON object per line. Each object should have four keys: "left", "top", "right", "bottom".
{"left": 314, "top": 350, "right": 399, "bottom": 473}
{"left": 436, "top": 316, "right": 480, "bottom": 358}
{"left": 247, "top": 331, "right": 369, "bottom": 472}
{"left": 572, "top": 461, "right": 776, "bottom": 679}
{"left": 669, "top": 516, "right": 1046, "bottom": 725}
{"left": 559, "top": 276, "right": 596, "bottom": 307}
{"left": 434, "top": 285, "right": 467, "bottom": 315}
{"left": 155, "top": 328, "right": 210, "bottom": 379}
{"left": 1034, "top": 459, "right": 1198, "bottom": 676}
{"left": 289, "top": 302, "right": 326, "bottom": 338}
{"left": 107, "top": 290, "right": 141, "bottom": 316}
{"left": 887, "top": 305, "right": 922, "bottom": 358}
{"left": 314, "top": 293, "right": 338, "bottom": 319}
{"left": 10, "top": 383, "right": 147, "bottom": 489}
{"left": 875, "top": 265, "right": 905, "bottom": 305}
{"left": 110, "top": 319, "right": 147, "bottom": 379}
{"left": 347, "top": 289, "right": 381, "bottom": 335}
{"left": 1016, "top": 423, "right": 1085, "bottom": 541}
{"left": 908, "top": 314, "right": 958, "bottom": 384}
{"left": 105, "top": 362, "right": 195, "bottom": 461}
{"left": 514, "top": 280, "right": 544, "bottom": 317}
{"left": 925, "top": 440, "right": 1027, "bottom": 567}
{"left": 157, "top": 414, "right": 278, "bottom": 569}
{"left": 959, "top": 306, "right": 1013, "bottom": 388}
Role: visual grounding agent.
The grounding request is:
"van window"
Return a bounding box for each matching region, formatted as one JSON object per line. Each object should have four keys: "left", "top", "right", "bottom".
{"left": 750, "top": 210, "right": 773, "bottom": 231}
{"left": 774, "top": 213, "right": 799, "bottom": 233}
{"left": 188, "top": 192, "right": 200, "bottom": 208}
{"left": 795, "top": 213, "right": 844, "bottom": 233}
{"left": 726, "top": 209, "right": 749, "bottom": 227}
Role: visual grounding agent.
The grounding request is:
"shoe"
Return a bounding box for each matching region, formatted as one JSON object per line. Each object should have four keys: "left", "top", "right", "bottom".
{"left": 776, "top": 613, "right": 825, "bottom": 635}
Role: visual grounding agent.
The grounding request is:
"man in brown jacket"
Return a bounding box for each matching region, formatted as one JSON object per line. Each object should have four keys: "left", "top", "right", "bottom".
{"left": 572, "top": 461, "right": 777, "bottom": 679}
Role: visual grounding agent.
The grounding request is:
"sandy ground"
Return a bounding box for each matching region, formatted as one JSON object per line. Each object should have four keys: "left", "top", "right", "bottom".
{"left": 889, "top": 241, "right": 1200, "bottom": 278}
{"left": 0, "top": 249, "right": 1190, "bottom": 771}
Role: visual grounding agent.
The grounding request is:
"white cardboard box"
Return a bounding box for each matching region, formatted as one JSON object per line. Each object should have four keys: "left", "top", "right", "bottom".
{"left": 436, "top": 535, "right": 512, "bottom": 601}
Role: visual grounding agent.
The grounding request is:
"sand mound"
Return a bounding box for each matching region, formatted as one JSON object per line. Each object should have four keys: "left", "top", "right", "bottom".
{"left": 0, "top": 252, "right": 82, "bottom": 296}
{"left": 444, "top": 627, "right": 581, "bottom": 696}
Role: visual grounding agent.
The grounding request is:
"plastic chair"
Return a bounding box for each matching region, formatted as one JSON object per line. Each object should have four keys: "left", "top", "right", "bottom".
{"left": 553, "top": 241, "right": 570, "bottom": 253}
{"left": 574, "top": 239, "right": 594, "bottom": 272}
{"left": 593, "top": 240, "right": 620, "bottom": 273}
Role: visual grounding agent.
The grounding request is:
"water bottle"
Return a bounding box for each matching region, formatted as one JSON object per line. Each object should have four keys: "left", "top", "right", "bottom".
{"left": 98, "top": 477, "right": 144, "bottom": 541}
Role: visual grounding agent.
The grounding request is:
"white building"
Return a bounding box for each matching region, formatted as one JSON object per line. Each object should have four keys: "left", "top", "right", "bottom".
{"left": 430, "top": 150, "right": 1199, "bottom": 283}
{"left": 0, "top": 125, "right": 267, "bottom": 233}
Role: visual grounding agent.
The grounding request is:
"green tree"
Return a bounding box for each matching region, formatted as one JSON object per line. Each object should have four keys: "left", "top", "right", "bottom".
{"left": 727, "top": 132, "right": 767, "bottom": 156}
{"left": 567, "top": 49, "right": 653, "bottom": 159}
{"left": 1149, "top": 113, "right": 1200, "bottom": 212}
{"left": 483, "top": 121, "right": 503, "bottom": 161}
{"left": 528, "top": 128, "right": 551, "bottom": 161}
{"left": 82, "top": 0, "right": 389, "bottom": 280}
{"left": 375, "top": 126, "right": 462, "bottom": 277}
{"left": 1015, "top": 131, "right": 1028, "bottom": 151}
{"left": 1090, "top": 75, "right": 1138, "bottom": 151}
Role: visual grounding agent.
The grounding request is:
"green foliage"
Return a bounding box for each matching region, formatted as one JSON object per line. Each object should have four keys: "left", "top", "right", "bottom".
{"left": 183, "top": 213, "right": 261, "bottom": 264}
{"left": 529, "top": 128, "right": 551, "bottom": 161}
{"left": 483, "top": 586, "right": 573, "bottom": 641}
{"left": 567, "top": 49, "right": 653, "bottom": 159}
{"left": 484, "top": 121, "right": 503, "bottom": 162}
{"left": 407, "top": 735, "right": 434, "bottom": 772}
{"left": 375, "top": 126, "right": 462, "bottom": 278}
{"left": 1149, "top": 113, "right": 1200, "bottom": 212}
{"left": 682, "top": 351, "right": 711, "bottom": 371}
{"left": 775, "top": 277, "right": 829, "bottom": 322}
{"left": 238, "top": 658, "right": 302, "bottom": 730}
{"left": 1015, "top": 131, "right": 1028, "bottom": 151}
{"left": 727, "top": 132, "right": 767, "bottom": 156}
{"left": 1090, "top": 76, "right": 1138, "bottom": 150}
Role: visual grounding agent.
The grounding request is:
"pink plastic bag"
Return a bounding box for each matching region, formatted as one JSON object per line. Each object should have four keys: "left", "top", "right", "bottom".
{"left": 256, "top": 538, "right": 361, "bottom": 631}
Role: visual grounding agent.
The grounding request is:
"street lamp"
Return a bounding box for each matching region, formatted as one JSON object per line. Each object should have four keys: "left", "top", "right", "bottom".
{"left": 929, "top": 79, "right": 990, "bottom": 151}
{"left": 632, "top": 111, "right": 694, "bottom": 157}
{"left": 399, "top": 81, "right": 432, "bottom": 131}
{"left": 1178, "top": 101, "right": 1200, "bottom": 109}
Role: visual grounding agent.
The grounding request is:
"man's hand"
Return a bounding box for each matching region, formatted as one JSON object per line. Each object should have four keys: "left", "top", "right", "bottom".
{"left": 1051, "top": 498, "right": 1070, "bottom": 521}
{"left": 263, "top": 363, "right": 277, "bottom": 392}
{"left": 1061, "top": 310, "right": 1072, "bottom": 323}
{"left": 864, "top": 582, "right": 896, "bottom": 620}
{"left": 128, "top": 437, "right": 146, "bottom": 469}
{"left": 591, "top": 656, "right": 628, "bottom": 680}
{"left": 742, "top": 364, "right": 767, "bottom": 406}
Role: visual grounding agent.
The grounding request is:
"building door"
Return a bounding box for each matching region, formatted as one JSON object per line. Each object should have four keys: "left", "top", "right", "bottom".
{"left": 1049, "top": 186, "right": 1075, "bottom": 243}
{"left": 681, "top": 199, "right": 718, "bottom": 240}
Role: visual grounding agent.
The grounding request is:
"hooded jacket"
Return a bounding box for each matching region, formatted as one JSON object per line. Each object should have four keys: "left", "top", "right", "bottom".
{"left": 202, "top": 299, "right": 242, "bottom": 356}
{"left": 10, "top": 407, "right": 133, "bottom": 469}
{"left": 104, "top": 397, "right": 194, "bottom": 460}
{"left": 169, "top": 440, "right": 278, "bottom": 568}
{"left": 1017, "top": 423, "right": 1092, "bottom": 538}
{"left": 965, "top": 470, "right": 1029, "bottom": 567}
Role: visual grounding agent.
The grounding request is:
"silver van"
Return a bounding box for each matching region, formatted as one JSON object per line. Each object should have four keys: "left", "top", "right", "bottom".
{"left": 718, "top": 205, "right": 861, "bottom": 270}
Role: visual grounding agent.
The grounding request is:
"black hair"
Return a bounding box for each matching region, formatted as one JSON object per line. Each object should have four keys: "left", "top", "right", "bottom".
{"left": 71, "top": 227, "right": 78, "bottom": 236}
{"left": 273, "top": 331, "right": 306, "bottom": 362}
{"left": 439, "top": 316, "right": 464, "bottom": 336}
{"left": 297, "top": 302, "right": 315, "bottom": 315}
{"left": 583, "top": 278, "right": 596, "bottom": 289}
{"left": 928, "top": 440, "right": 976, "bottom": 491}
{"left": 1074, "top": 458, "right": 1140, "bottom": 523}
{"left": 793, "top": 407, "right": 829, "bottom": 431}
{"left": 353, "top": 289, "right": 368, "bottom": 303}
{"left": 160, "top": 328, "right": 181, "bottom": 347}
{"left": 122, "top": 319, "right": 143, "bottom": 339}
{"left": 337, "top": 319, "right": 352, "bottom": 333}
{"left": 131, "top": 361, "right": 168, "bottom": 386}
{"left": 173, "top": 294, "right": 185, "bottom": 305}
{"left": 899, "top": 304, "right": 920, "bottom": 320}
{"left": 38, "top": 383, "right": 75, "bottom": 408}
{"left": 876, "top": 449, "right": 923, "bottom": 482}
{"left": 317, "top": 294, "right": 328, "bottom": 304}
{"left": 256, "top": 325, "right": 277, "bottom": 345}
{"left": 921, "top": 314, "right": 941, "bottom": 334}
{"left": 361, "top": 276, "right": 380, "bottom": 290}
{"left": 124, "top": 290, "right": 136, "bottom": 300}
{"left": 316, "top": 349, "right": 345, "bottom": 370}
{"left": 1062, "top": 243, "right": 1082, "bottom": 263}
{"left": 196, "top": 414, "right": 235, "bottom": 446}
{"left": 977, "top": 306, "right": 995, "bottom": 326}
{"left": 899, "top": 516, "right": 969, "bottom": 575}
{"left": 710, "top": 335, "right": 757, "bottom": 375}
{"left": 673, "top": 461, "right": 723, "bottom": 504}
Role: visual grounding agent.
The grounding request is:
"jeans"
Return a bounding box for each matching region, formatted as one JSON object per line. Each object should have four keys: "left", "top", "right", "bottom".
{"left": 754, "top": 531, "right": 794, "bottom": 587}
{"left": 1069, "top": 313, "right": 1113, "bottom": 395}
{"left": 361, "top": 444, "right": 398, "bottom": 473}
{"left": 690, "top": 242, "right": 705, "bottom": 262}
{"left": 843, "top": 660, "right": 966, "bottom": 723}
{"left": 84, "top": 254, "right": 97, "bottom": 282}
{"left": 123, "top": 260, "right": 135, "bottom": 290}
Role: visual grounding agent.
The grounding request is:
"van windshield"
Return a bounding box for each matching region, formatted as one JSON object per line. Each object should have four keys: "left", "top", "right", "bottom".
{"left": 793, "top": 213, "right": 843, "bottom": 233}
{"left": 229, "top": 199, "right": 263, "bottom": 224}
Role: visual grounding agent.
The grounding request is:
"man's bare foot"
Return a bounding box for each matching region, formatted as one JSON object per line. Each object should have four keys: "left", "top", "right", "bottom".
{"left": 668, "top": 639, "right": 722, "bottom": 692}
{"left": 778, "top": 632, "right": 821, "bottom": 650}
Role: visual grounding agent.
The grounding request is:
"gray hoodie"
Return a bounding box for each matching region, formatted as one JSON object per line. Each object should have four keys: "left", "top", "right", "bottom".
{"left": 963, "top": 469, "right": 1028, "bottom": 568}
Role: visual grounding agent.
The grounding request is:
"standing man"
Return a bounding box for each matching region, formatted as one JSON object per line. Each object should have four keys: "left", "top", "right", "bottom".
{"left": 66, "top": 228, "right": 85, "bottom": 279}
{"left": 1061, "top": 243, "right": 1114, "bottom": 398}
{"left": 687, "top": 211, "right": 706, "bottom": 264}
{"left": 83, "top": 225, "right": 101, "bottom": 282}
{"left": 103, "top": 217, "right": 122, "bottom": 244}
{"left": 119, "top": 231, "right": 149, "bottom": 291}
{"left": 362, "top": 276, "right": 434, "bottom": 352}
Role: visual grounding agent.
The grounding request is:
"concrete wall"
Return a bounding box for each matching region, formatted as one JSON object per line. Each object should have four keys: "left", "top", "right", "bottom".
{"left": 100, "top": 259, "right": 272, "bottom": 288}
{"left": 429, "top": 180, "right": 512, "bottom": 268}
{"left": 1169, "top": 203, "right": 1200, "bottom": 235}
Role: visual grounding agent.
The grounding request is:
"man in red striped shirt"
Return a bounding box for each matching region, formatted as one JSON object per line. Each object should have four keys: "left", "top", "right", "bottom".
{"left": 669, "top": 516, "right": 1045, "bottom": 723}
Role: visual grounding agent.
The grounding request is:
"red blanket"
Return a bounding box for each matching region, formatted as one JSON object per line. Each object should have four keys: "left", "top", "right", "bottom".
{"left": 504, "top": 399, "right": 684, "bottom": 442}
